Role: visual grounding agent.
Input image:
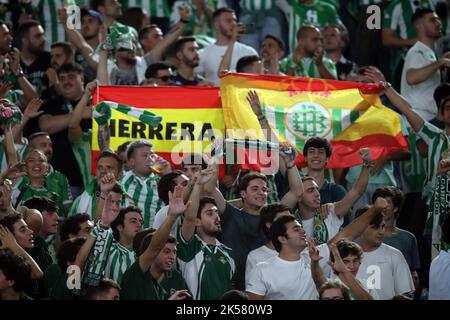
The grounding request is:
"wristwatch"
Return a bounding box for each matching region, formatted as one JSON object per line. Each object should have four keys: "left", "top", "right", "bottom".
{"left": 14, "top": 67, "right": 24, "bottom": 78}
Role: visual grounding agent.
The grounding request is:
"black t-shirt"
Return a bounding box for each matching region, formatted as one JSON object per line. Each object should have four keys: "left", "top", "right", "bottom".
{"left": 39, "top": 96, "right": 91, "bottom": 187}
{"left": 220, "top": 203, "right": 267, "bottom": 290}
{"left": 174, "top": 72, "right": 204, "bottom": 86}
{"left": 20, "top": 51, "right": 51, "bottom": 96}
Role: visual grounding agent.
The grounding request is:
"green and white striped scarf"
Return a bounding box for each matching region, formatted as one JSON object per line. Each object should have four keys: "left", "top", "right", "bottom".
{"left": 93, "top": 101, "right": 162, "bottom": 127}
{"left": 425, "top": 175, "right": 450, "bottom": 259}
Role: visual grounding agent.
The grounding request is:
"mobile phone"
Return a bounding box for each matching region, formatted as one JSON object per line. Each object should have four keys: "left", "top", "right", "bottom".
{"left": 240, "top": 23, "right": 256, "bottom": 34}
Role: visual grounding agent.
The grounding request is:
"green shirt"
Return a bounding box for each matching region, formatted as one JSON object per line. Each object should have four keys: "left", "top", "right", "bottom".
{"left": 121, "top": 171, "right": 164, "bottom": 228}
{"left": 13, "top": 172, "right": 72, "bottom": 217}
{"left": 277, "top": 0, "right": 341, "bottom": 53}
{"left": 83, "top": 223, "right": 136, "bottom": 286}
{"left": 279, "top": 54, "right": 337, "bottom": 78}
{"left": 418, "top": 122, "right": 450, "bottom": 201}
{"left": 120, "top": 0, "right": 170, "bottom": 17}
{"left": 0, "top": 136, "right": 28, "bottom": 172}
{"left": 70, "top": 130, "right": 93, "bottom": 190}
{"left": 121, "top": 257, "right": 188, "bottom": 300}
{"left": 177, "top": 231, "right": 235, "bottom": 300}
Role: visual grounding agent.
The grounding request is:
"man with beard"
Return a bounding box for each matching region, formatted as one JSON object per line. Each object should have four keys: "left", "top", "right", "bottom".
{"left": 401, "top": 8, "right": 450, "bottom": 121}
{"left": 173, "top": 37, "right": 212, "bottom": 86}
{"left": 45, "top": 42, "right": 76, "bottom": 96}
{"left": 17, "top": 20, "right": 50, "bottom": 96}
{"left": 121, "top": 187, "right": 190, "bottom": 300}
{"left": 38, "top": 63, "right": 92, "bottom": 198}
{"left": 178, "top": 191, "right": 235, "bottom": 300}
{"left": 279, "top": 25, "right": 337, "bottom": 80}
{"left": 259, "top": 34, "right": 285, "bottom": 75}
{"left": 197, "top": 7, "right": 257, "bottom": 85}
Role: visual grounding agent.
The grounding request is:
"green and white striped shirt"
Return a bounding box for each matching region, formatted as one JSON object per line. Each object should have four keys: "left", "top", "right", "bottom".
{"left": 121, "top": 0, "right": 170, "bottom": 17}
{"left": 418, "top": 122, "right": 450, "bottom": 201}
{"left": 276, "top": 0, "right": 341, "bottom": 52}
{"left": 69, "top": 179, "right": 129, "bottom": 218}
{"left": 83, "top": 223, "right": 136, "bottom": 286}
{"left": 120, "top": 171, "right": 163, "bottom": 228}
{"left": 13, "top": 172, "right": 72, "bottom": 217}
{"left": 71, "top": 130, "right": 93, "bottom": 189}
{"left": 242, "top": 0, "right": 275, "bottom": 11}
{"left": 33, "top": 0, "right": 86, "bottom": 50}
{"left": 399, "top": 125, "right": 427, "bottom": 193}
{"left": 177, "top": 230, "right": 235, "bottom": 300}
{"left": 279, "top": 54, "right": 337, "bottom": 78}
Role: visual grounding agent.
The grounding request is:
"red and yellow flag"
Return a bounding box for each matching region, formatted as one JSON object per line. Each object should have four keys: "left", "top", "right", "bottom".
{"left": 220, "top": 73, "right": 408, "bottom": 168}
{"left": 91, "top": 86, "right": 224, "bottom": 173}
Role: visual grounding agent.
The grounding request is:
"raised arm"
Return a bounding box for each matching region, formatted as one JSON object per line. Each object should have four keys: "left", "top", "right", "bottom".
{"left": 0, "top": 225, "right": 43, "bottom": 279}
{"left": 328, "top": 243, "right": 373, "bottom": 300}
{"left": 308, "top": 239, "right": 327, "bottom": 291}
{"left": 96, "top": 27, "right": 110, "bottom": 85}
{"left": 94, "top": 173, "right": 119, "bottom": 223}
{"left": 148, "top": 8, "right": 190, "bottom": 62}
{"left": 7, "top": 49, "right": 38, "bottom": 107}
{"left": 217, "top": 24, "right": 245, "bottom": 77}
{"left": 203, "top": 162, "right": 226, "bottom": 214}
{"left": 328, "top": 197, "right": 388, "bottom": 245}
{"left": 182, "top": 166, "right": 216, "bottom": 241}
{"left": 68, "top": 81, "right": 96, "bottom": 142}
{"left": 139, "top": 186, "right": 188, "bottom": 272}
{"left": 11, "top": 98, "right": 43, "bottom": 144}
{"left": 364, "top": 66, "right": 424, "bottom": 132}
{"left": 382, "top": 28, "right": 416, "bottom": 48}
{"left": 58, "top": 8, "right": 98, "bottom": 70}
{"left": 280, "top": 151, "right": 303, "bottom": 209}
{"left": 334, "top": 148, "right": 371, "bottom": 218}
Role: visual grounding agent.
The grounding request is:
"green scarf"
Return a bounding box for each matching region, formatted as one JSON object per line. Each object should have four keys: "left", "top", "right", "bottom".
{"left": 93, "top": 101, "right": 162, "bottom": 127}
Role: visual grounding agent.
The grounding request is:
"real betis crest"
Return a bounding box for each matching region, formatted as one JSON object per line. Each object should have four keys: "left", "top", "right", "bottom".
{"left": 284, "top": 102, "right": 332, "bottom": 139}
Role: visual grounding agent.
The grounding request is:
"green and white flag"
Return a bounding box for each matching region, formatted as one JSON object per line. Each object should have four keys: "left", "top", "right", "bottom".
{"left": 93, "top": 101, "right": 163, "bottom": 127}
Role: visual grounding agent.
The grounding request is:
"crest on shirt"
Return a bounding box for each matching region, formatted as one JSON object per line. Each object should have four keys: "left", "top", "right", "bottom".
{"left": 219, "top": 256, "right": 227, "bottom": 264}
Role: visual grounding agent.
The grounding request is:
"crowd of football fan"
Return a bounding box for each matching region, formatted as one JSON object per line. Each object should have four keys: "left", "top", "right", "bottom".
{"left": 0, "top": 0, "right": 449, "bottom": 301}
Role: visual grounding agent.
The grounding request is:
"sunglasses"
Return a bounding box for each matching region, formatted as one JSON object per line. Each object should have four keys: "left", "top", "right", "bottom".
{"left": 157, "top": 75, "right": 175, "bottom": 82}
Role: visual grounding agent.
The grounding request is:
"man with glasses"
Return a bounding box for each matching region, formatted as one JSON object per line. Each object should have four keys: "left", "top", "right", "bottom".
{"left": 142, "top": 62, "right": 176, "bottom": 86}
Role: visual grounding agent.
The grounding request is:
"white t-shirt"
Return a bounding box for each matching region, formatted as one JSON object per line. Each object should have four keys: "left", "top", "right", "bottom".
{"left": 245, "top": 245, "right": 278, "bottom": 288}
{"left": 151, "top": 205, "right": 181, "bottom": 236}
{"left": 356, "top": 243, "right": 414, "bottom": 300}
{"left": 196, "top": 42, "right": 258, "bottom": 85}
{"left": 429, "top": 250, "right": 450, "bottom": 300}
{"left": 301, "top": 203, "right": 343, "bottom": 241}
{"left": 400, "top": 41, "right": 440, "bottom": 121}
{"left": 246, "top": 244, "right": 330, "bottom": 300}
{"left": 330, "top": 273, "right": 380, "bottom": 300}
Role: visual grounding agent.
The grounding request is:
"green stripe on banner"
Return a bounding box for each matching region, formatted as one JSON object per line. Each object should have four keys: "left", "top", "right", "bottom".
{"left": 350, "top": 110, "right": 360, "bottom": 123}
{"left": 332, "top": 109, "right": 342, "bottom": 138}
{"left": 274, "top": 107, "right": 286, "bottom": 137}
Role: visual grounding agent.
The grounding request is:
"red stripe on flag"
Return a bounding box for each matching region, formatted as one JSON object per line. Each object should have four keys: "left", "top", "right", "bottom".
{"left": 221, "top": 73, "right": 384, "bottom": 94}
{"left": 328, "top": 133, "right": 408, "bottom": 168}
{"left": 92, "top": 86, "right": 222, "bottom": 109}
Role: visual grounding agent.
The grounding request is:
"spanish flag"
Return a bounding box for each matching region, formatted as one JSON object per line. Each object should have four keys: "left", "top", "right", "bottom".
{"left": 91, "top": 86, "right": 224, "bottom": 173}
{"left": 220, "top": 73, "right": 408, "bottom": 168}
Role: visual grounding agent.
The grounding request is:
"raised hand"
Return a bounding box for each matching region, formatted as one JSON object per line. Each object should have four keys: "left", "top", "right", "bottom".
{"left": 364, "top": 66, "right": 387, "bottom": 86}
{"left": 313, "top": 48, "right": 324, "bottom": 66}
{"left": 371, "top": 157, "right": 387, "bottom": 176}
{"left": 168, "top": 185, "right": 189, "bottom": 217}
{"left": 196, "top": 166, "right": 217, "bottom": 186}
{"left": 84, "top": 81, "right": 98, "bottom": 97}
{"left": 358, "top": 148, "right": 371, "bottom": 164}
{"left": 23, "top": 98, "right": 44, "bottom": 120}
{"left": 373, "top": 197, "right": 388, "bottom": 212}
{"left": 0, "top": 82, "right": 13, "bottom": 99}
{"left": 231, "top": 23, "right": 245, "bottom": 42}
{"left": 246, "top": 90, "right": 263, "bottom": 117}
{"left": 57, "top": 7, "right": 68, "bottom": 25}
{"left": 439, "top": 159, "right": 450, "bottom": 177}
{"left": 6, "top": 48, "right": 21, "bottom": 75}
{"left": 1, "top": 162, "right": 27, "bottom": 181}
{"left": 99, "top": 172, "right": 117, "bottom": 193}
{"left": 0, "top": 225, "right": 18, "bottom": 249}
{"left": 308, "top": 238, "right": 323, "bottom": 263}
{"left": 320, "top": 203, "right": 333, "bottom": 220}
{"left": 327, "top": 243, "right": 349, "bottom": 275}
